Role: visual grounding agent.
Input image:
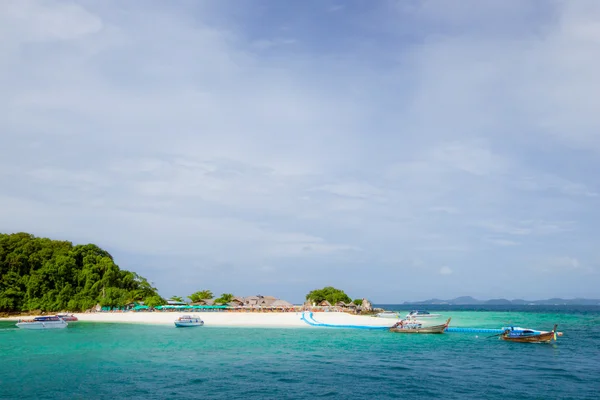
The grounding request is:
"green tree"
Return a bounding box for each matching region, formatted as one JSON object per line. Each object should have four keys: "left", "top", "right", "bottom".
{"left": 214, "top": 293, "right": 234, "bottom": 304}
{"left": 305, "top": 286, "right": 352, "bottom": 305}
{"left": 352, "top": 299, "right": 363, "bottom": 306}
{"left": 169, "top": 296, "right": 184, "bottom": 303}
{"left": 144, "top": 295, "right": 166, "bottom": 308}
{"left": 0, "top": 232, "right": 164, "bottom": 313}
{"left": 189, "top": 290, "right": 213, "bottom": 303}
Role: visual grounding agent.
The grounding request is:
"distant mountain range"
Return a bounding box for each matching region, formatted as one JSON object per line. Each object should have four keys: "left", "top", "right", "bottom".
{"left": 403, "top": 296, "right": 600, "bottom": 306}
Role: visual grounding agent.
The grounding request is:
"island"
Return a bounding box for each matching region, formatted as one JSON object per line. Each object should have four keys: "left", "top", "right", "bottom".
{"left": 1, "top": 233, "right": 390, "bottom": 328}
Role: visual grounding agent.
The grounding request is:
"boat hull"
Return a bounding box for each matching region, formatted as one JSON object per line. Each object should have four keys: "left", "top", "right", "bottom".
{"left": 406, "top": 313, "right": 441, "bottom": 318}
{"left": 16, "top": 321, "right": 68, "bottom": 330}
{"left": 376, "top": 313, "right": 400, "bottom": 318}
{"left": 501, "top": 324, "right": 558, "bottom": 343}
{"left": 174, "top": 321, "right": 204, "bottom": 327}
{"left": 390, "top": 318, "right": 451, "bottom": 334}
{"left": 174, "top": 314, "right": 204, "bottom": 327}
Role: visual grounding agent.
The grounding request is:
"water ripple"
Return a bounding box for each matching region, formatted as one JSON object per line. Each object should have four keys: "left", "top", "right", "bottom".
{"left": 0, "top": 310, "right": 598, "bottom": 400}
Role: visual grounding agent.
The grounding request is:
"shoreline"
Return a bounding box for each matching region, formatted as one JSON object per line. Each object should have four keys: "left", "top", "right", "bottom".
{"left": 0, "top": 311, "right": 396, "bottom": 328}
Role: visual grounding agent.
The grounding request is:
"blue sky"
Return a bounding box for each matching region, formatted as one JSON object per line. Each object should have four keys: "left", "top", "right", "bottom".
{"left": 1, "top": 0, "right": 599, "bottom": 303}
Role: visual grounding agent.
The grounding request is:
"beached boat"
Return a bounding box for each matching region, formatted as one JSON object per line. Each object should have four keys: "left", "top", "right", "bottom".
{"left": 56, "top": 313, "right": 78, "bottom": 322}
{"left": 389, "top": 318, "right": 451, "bottom": 334}
{"left": 16, "top": 316, "right": 68, "bottom": 330}
{"left": 406, "top": 310, "right": 441, "bottom": 318}
{"left": 174, "top": 314, "right": 204, "bottom": 327}
{"left": 376, "top": 311, "right": 400, "bottom": 318}
{"left": 500, "top": 324, "right": 558, "bottom": 343}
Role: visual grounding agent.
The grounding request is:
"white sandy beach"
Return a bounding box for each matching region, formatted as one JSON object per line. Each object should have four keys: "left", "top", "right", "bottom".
{"left": 2, "top": 311, "right": 397, "bottom": 328}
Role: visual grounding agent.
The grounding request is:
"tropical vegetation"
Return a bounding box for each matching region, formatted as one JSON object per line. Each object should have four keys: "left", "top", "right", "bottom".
{"left": 189, "top": 290, "right": 213, "bottom": 302}
{"left": 214, "top": 293, "right": 234, "bottom": 304}
{"left": 0, "top": 232, "right": 164, "bottom": 313}
{"left": 305, "top": 286, "right": 354, "bottom": 305}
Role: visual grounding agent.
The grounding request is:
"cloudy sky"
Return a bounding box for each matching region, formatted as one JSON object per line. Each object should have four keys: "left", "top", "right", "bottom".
{"left": 1, "top": 0, "right": 599, "bottom": 303}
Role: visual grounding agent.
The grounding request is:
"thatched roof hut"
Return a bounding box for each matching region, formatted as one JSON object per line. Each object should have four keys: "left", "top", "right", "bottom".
{"left": 229, "top": 297, "right": 244, "bottom": 306}
{"left": 243, "top": 295, "right": 279, "bottom": 307}
{"left": 191, "top": 299, "right": 215, "bottom": 306}
{"left": 318, "top": 300, "right": 332, "bottom": 307}
{"left": 335, "top": 301, "right": 347, "bottom": 307}
{"left": 271, "top": 299, "right": 293, "bottom": 308}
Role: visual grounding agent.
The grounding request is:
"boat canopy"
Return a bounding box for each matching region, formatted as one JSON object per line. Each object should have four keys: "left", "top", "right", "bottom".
{"left": 34, "top": 316, "right": 61, "bottom": 321}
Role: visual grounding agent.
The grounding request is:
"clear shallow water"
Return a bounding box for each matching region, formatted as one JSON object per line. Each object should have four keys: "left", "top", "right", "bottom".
{"left": 1, "top": 307, "right": 599, "bottom": 400}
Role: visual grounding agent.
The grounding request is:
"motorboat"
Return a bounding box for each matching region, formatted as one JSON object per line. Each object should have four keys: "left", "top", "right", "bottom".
{"left": 174, "top": 314, "right": 204, "bottom": 327}
{"left": 16, "top": 316, "right": 68, "bottom": 330}
{"left": 390, "top": 318, "right": 451, "bottom": 334}
{"left": 376, "top": 311, "right": 401, "bottom": 318}
{"left": 56, "top": 313, "right": 78, "bottom": 322}
{"left": 500, "top": 324, "right": 559, "bottom": 343}
{"left": 406, "top": 310, "right": 441, "bottom": 318}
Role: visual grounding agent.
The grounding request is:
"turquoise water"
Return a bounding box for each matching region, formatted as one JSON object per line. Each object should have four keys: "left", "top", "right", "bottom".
{"left": 1, "top": 308, "right": 599, "bottom": 399}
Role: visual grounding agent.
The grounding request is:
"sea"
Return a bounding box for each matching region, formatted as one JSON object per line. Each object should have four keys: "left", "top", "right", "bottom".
{"left": 1, "top": 305, "right": 599, "bottom": 400}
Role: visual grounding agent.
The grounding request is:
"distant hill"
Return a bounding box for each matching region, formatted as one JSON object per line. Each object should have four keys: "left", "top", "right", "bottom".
{"left": 404, "top": 296, "right": 600, "bottom": 306}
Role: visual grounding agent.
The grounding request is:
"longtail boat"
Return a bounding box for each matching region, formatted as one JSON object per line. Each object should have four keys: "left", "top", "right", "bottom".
{"left": 389, "top": 317, "right": 451, "bottom": 334}
{"left": 500, "top": 324, "right": 558, "bottom": 343}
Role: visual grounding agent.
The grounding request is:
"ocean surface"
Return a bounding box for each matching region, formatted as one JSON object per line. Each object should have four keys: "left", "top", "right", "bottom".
{"left": 1, "top": 306, "right": 599, "bottom": 400}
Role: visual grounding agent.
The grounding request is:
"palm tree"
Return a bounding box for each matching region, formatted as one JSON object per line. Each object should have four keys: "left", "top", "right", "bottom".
{"left": 189, "top": 290, "right": 214, "bottom": 303}
{"left": 215, "top": 293, "right": 234, "bottom": 304}
{"left": 169, "top": 296, "right": 184, "bottom": 303}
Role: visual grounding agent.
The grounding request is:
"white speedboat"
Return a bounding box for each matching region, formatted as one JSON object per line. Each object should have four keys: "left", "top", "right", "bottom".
{"left": 406, "top": 310, "right": 441, "bottom": 318}
{"left": 174, "top": 314, "right": 204, "bottom": 327}
{"left": 376, "top": 311, "right": 401, "bottom": 318}
{"left": 16, "top": 316, "right": 68, "bottom": 330}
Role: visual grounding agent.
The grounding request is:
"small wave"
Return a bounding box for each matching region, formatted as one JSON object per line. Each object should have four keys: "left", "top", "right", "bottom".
{"left": 317, "top": 391, "right": 339, "bottom": 397}
{"left": 386, "top": 365, "right": 412, "bottom": 371}
{"left": 277, "top": 377, "right": 301, "bottom": 384}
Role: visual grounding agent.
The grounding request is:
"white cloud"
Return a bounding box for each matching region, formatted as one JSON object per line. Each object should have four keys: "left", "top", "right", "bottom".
{"left": 485, "top": 238, "right": 519, "bottom": 247}
{"left": 439, "top": 266, "right": 453, "bottom": 275}
{"left": 429, "top": 206, "right": 459, "bottom": 214}
{"left": 0, "top": 0, "right": 103, "bottom": 43}
{"left": 534, "top": 256, "right": 582, "bottom": 274}
{"left": 1, "top": 0, "right": 599, "bottom": 300}
{"left": 475, "top": 220, "right": 574, "bottom": 236}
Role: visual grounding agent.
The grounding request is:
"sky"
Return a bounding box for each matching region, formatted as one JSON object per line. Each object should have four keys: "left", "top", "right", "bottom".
{"left": 1, "top": 0, "right": 599, "bottom": 303}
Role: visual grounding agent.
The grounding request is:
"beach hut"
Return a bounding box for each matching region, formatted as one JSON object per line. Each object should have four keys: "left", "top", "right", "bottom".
{"left": 335, "top": 301, "right": 347, "bottom": 307}
{"left": 229, "top": 297, "right": 244, "bottom": 307}
{"left": 318, "top": 300, "right": 332, "bottom": 307}
{"left": 243, "top": 295, "right": 279, "bottom": 307}
{"left": 243, "top": 296, "right": 260, "bottom": 307}
{"left": 261, "top": 296, "right": 277, "bottom": 306}
{"left": 270, "top": 299, "right": 293, "bottom": 309}
{"left": 191, "top": 299, "right": 215, "bottom": 306}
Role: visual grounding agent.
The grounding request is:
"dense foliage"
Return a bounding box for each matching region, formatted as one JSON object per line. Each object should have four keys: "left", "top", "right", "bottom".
{"left": 305, "top": 286, "right": 352, "bottom": 305}
{"left": 214, "top": 293, "right": 234, "bottom": 304}
{"left": 0, "top": 232, "right": 164, "bottom": 313}
{"left": 189, "top": 290, "right": 213, "bottom": 302}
